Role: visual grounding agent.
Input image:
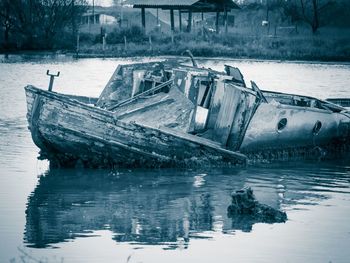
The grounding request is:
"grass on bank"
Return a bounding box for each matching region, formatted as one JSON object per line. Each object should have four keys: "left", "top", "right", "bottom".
{"left": 77, "top": 30, "right": 350, "bottom": 62}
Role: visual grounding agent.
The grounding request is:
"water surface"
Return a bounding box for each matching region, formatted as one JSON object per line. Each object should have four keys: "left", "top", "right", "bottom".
{"left": 0, "top": 55, "right": 350, "bottom": 262}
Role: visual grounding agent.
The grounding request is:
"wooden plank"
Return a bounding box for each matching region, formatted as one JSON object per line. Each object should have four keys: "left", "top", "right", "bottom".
{"left": 156, "top": 125, "right": 247, "bottom": 162}
{"left": 212, "top": 84, "right": 241, "bottom": 145}
{"left": 226, "top": 91, "right": 257, "bottom": 150}
{"left": 116, "top": 86, "right": 194, "bottom": 132}
{"left": 116, "top": 99, "right": 174, "bottom": 120}
{"left": 207, "top": 79, "right": 225, "bottom": 129}
{"left": 66, "top": 94, "right": 98, "bottom": 105}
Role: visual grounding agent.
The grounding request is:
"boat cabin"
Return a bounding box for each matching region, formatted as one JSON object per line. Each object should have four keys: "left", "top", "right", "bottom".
{"left": 96, "top": 61, "right": 261, "bottom": 150}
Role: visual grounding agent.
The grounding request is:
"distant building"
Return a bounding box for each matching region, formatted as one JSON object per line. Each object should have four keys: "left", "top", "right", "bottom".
{"left": 127, "top": 0, "right": 239, "bottom": 33}
{"left": 81, "top": 11, "right": 117, "bottom": 25}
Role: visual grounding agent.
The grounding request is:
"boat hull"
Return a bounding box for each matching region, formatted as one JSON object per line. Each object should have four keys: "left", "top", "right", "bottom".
{"left": 240, "top": 102, "right": 350, "bottom": 162}
{"left": 25, "top": 86, "right": 247, "bottom": 168}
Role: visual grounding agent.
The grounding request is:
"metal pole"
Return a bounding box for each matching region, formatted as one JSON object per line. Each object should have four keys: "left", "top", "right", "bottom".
{"left": 92, "top": 0, "right": 95, "bottom": 24}
{"left": 76, "top": 32, "right": 80, "bottom": 58}
{"left": 46, "top": 70, "right": 60, "bottom": 91}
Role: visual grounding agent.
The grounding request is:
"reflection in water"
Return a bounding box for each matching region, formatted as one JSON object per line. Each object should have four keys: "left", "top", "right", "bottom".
{"left": 24, "top": 169, "right": 215, "bottom": 249}
{"left": 24, "top": 163, "right": 350, "bottom": 249}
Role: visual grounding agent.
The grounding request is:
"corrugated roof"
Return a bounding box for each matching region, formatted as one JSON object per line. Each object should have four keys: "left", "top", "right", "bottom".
{"left": 127, "top": 0, "right": 239, "bottom": 9}
{"left": 127, "top": 0, "right": 199, "bottom": 7}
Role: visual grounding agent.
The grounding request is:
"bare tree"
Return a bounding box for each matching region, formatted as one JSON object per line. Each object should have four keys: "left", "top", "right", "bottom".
{"left": 282, "top": 0, "right": 335, "bottom": 33}
{"left": 0, "top": 0, "right": 12, "bottom": 46}
{"left": 299, "top": 0, "right": 327, "bottom": 33}
{"left": 0, "top": 0, "right": 88, "bottom": 49}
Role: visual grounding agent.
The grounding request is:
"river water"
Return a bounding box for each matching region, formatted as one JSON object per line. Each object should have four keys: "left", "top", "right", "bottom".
{"left": 0, "top": 55, "right": 350, "bottom": 262}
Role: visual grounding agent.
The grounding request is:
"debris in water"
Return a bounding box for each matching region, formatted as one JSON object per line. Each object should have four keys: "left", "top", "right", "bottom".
{"left": 227, "top": 187, "right": 287, "bottom": 231}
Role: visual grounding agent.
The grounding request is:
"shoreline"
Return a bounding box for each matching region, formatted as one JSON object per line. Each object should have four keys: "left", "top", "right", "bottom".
{"left": 1, "top": 50, "right": 350, "bottom": 65}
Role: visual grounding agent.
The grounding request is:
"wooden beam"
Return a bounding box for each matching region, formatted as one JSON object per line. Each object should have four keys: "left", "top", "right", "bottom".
{"left": 215, "top": 11, "right": 220, "bottom": 34}
{"left": 141, "top": 7, "right": 146, "bottom": 32}
{"left": 179, "top": 10, "right": 182, "bottom": 32}
{"left": 170, "top": 8, "right": 175, "bottom": 32}
{"left": 187, "top": 10, "right": 192, "bottom": 32}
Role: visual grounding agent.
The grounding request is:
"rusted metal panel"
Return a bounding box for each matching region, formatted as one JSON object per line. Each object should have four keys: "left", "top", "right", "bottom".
{"left": 240, "top": 102, "right": 350, "bottom": 152}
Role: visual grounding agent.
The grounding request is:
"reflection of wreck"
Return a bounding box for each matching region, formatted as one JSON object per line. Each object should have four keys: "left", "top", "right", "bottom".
{"left": 24, "top": 169, "right": 283, "bottom": 248}
{"left": 24, "top": 170, "right": 217, "bottom": 248}
{"left": 25, "top": 164, "right": 347, "bottom": 248}
{"left": 24, "top": 58, "right": 350, "bottom": 168}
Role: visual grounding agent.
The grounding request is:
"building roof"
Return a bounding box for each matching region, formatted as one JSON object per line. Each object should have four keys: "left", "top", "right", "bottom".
{"left": 127, "top": 0, "right": 239, "bottom": 11}
{"left": 128, "top": 0, "right": 198, "bottom": 7}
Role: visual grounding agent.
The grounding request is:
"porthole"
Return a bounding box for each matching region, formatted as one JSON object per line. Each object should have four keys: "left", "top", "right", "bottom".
{"left": 277, "top": 118, "right": 287, "bottom": 132}
{"left": 313, "top": 121, "right": 322, "bottom": 135}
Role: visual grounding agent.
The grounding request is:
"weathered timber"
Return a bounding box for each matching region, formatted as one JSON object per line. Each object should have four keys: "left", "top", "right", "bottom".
{"left": 25, "top": 85, "right": 247, "bottom": 168}
{"left": 108, "top": 79, "right": 173, "bottom": 111}
{"left": 113, "top": 86, "right": 195, "bottom": 132}
{"left": 213, "top": 85, "right": 241, "bottom": 145}
{"left": 97, "top": 61, "right": 181, "bottom": 109}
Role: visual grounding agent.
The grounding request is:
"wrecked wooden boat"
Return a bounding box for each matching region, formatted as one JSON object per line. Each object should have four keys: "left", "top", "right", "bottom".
{"left": 25, "top": 59, "right": 350, "bottom": 168}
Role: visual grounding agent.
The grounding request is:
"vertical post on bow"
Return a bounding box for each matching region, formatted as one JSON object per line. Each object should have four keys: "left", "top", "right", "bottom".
{"left": 46, "top": 70, "right": 60, "bottom": 91}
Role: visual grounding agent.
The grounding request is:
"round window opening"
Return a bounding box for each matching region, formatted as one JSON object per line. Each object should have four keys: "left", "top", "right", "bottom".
{"left": 313, "top": 121, "right": 322, "bottom": 135}
{"left": 277, "top": 118, "right": 288, "bottom": 131}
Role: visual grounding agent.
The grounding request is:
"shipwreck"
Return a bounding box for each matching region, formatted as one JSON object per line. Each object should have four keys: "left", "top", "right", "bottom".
{"left": 25, "top": 57, "right": 350, "bottom": 168}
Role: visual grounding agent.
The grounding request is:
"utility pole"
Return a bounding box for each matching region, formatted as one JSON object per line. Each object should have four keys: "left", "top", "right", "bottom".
{"left": 93, "top": 0, "right": 95, "bottom": 24}
{"left": 265, "top": 0, "right": 270, "bottom": 34}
